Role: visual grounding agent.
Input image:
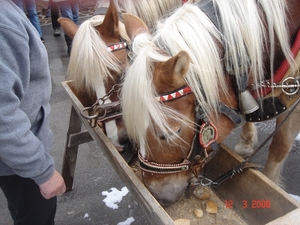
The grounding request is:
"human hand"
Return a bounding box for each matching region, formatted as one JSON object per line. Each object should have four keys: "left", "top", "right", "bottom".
{"left": 39, "top": 170, "right": 66, "bottom": 199}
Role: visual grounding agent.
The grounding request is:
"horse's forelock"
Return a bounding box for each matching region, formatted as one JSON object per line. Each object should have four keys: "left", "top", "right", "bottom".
{"left": 122, "top": 33, "right": 192, "bottom": 156}
{"left": 154, "top": 4, "right": 226, "bottom": 115}
{"left": 68, "top": 16, "right": 126, "bottom": 96}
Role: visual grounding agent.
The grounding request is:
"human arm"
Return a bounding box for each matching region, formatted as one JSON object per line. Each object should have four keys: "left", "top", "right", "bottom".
{"left": 0, "top": 8, "right": 63, "bottom": 193}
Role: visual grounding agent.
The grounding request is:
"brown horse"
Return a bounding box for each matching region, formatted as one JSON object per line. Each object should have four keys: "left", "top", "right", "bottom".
{"left": 63, "top": 0, "right": 182, "bottom": 157}
{"left": 121, "top": 0, "right": 300, "bottom": 205}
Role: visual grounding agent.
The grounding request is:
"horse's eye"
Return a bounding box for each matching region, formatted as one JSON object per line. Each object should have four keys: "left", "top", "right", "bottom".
{"left": 159, "top": 134, "right": 167, "bottom": 140}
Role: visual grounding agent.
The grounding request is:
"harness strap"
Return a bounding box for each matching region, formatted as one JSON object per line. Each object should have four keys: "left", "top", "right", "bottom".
{"left": 218, "top": 103, "right": 242, "bottom": 124}
{"left": 245, "top": 97, "right": 287, "bottom": 121}
{"left": 197, "top": 0, "right": 221, "bottom": 30}
{"left": 246, "top": 29, "right": 300, "bottom": 122}
{"left": 107, "top": 42, "right": 127, "bottom": 52}
{"left": 208, "top": 99, "right": 300, "bottom": 187}
{"left": 156, "top": 86, "right": 192, "bottom": 102}
{"left": 138, "top": 151, "right": 190, "bottom": 174}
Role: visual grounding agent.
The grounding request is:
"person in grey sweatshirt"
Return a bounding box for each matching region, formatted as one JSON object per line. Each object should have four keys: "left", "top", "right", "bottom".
{"left": 0, "top": 1, "right": 66, "bottom": 224}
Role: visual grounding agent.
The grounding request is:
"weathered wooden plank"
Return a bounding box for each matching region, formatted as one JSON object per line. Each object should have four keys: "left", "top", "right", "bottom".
{"left": 68, "top": 131, "right": 93, "bottom": 148}
{"left": 61, "top": 106, "right": 82, "bottom": 191}
{"left": 62, "top": 81, "right": 175, "bottom": 225}
{"left": 205, "top": 144, "right": 300, "bottom": 225}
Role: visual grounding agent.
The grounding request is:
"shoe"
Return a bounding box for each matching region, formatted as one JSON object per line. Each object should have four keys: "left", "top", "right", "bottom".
{"left": 53, "top": 29, "right": 61, "bottom": 37}
{"left": 41, "top": 37, "right": 45, "bottom": 43}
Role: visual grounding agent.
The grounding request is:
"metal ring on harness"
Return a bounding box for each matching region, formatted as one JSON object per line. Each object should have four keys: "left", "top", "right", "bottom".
{"left": 281, "top": 77, "right": 300, "bottom": 96}
{"left": 81, "top": 106, "right": 99, "bottom": 119}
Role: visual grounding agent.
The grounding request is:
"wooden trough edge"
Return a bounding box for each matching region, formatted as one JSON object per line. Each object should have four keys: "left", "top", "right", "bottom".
{"left": 62, "top": 81, "right": 175, "bottom": 225}
{"left": 62, "top": 80, "right": 300, "bottom": 225}
{"left": 206, "top": 143, "right": 300, "bottom": 224}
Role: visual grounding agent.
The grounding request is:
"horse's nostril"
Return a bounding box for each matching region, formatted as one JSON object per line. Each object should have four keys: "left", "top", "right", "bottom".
{"left": 119, "top": 136, "right": 129, "bottom": 144}
{"left": 118, "top": 129, "right": 129, "bottom": 144}
{"left": 159, "top": 134, "right": 167, "bottom": 140}
{"left": 157, "top": 198, "right": 176, "bottom": 207}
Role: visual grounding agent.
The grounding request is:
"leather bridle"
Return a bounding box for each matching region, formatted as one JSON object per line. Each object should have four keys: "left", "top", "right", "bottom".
{"left": 138, "top": 85, "right": 235, "bottom": 176}
{"left": 80, "top": 38, "right": 130, "bottom": 131}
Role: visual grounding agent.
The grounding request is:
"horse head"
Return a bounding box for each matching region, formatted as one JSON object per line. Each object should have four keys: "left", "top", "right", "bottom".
{"left": 121, "top": 11, "right": 238, "bottom": 205}
{"left": 62, "top": 0, "right": 183, "bottom": 159}
{"left": 66, "top": 0, "right": 134, "bottom": 157}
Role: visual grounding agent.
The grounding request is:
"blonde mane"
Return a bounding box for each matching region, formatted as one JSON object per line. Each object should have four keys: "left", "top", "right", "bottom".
{"left": 95, "top": 0, "right": 182, "bottom": 30}
{"left": 121, "top": 0, "right": 295, "bottom": 149}
{"left": 118, "top": 0, "right": 182, "bottom": 31}
{"left": 67, "top": 14, "right": 130, "bottom": 96}
{"left": 69, "top": 0, "right": 182, "bottom": 96}
{"left": 122, "top": 33, "right": 186, "bottom": 149}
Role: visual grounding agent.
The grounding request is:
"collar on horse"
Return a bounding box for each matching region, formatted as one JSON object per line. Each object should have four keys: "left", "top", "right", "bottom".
{"left": 246, "top": 29, "right": 300, "bottom": 122}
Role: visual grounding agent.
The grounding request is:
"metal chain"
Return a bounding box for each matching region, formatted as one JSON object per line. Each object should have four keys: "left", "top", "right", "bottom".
{"left": 97, "top": 84, "right": 121, "bottom": 105}
{"left": 80, "top": 84, "right": 121, "bottom": 126}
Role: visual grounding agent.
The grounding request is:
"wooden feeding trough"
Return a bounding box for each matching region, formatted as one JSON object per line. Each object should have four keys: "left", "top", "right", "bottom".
{"left": 62, "top": 80, "right": 300, "bottom": 225}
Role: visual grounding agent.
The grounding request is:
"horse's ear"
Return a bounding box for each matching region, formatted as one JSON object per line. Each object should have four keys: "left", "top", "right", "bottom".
{"left": 101, "top": 0, "right": 120, "bottom": 38}
{"left": 122, "top": 13, "right": 149, "bottom": 40}
{"left": 57, "top": 17, "right": 78, "bottom": 39}
{"left": 163, "top": 51, "right": 190, "bottom": 80}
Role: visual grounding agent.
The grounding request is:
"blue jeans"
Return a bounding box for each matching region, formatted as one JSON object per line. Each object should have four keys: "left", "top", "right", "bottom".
{"left": 58, "top": 1, "right": 79, "bottom": 24}
{"left": 12, "top": 0, "right": 43, "bottom": 38}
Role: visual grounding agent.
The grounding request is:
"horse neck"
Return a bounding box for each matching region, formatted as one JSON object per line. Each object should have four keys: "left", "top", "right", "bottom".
{"left": 278, "top": 0, "right": 300, "bottom": 67}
